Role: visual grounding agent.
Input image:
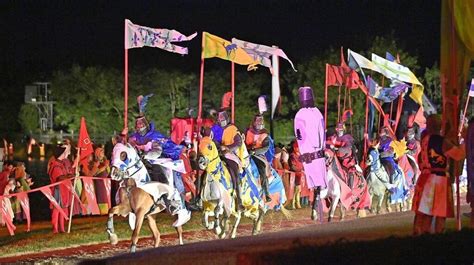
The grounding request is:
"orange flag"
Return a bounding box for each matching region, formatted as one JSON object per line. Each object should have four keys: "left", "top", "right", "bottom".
{"left": 78, "top": 117, "right": 93, "bottom": 162}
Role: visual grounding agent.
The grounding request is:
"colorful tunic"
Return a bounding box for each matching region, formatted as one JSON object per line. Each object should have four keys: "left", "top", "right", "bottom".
{"left": 413, "top": 134, "right": 454, "bottom": 218}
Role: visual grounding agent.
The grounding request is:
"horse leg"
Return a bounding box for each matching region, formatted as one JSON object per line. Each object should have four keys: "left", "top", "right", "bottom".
{"left": 175, "top": 226, "right": 184, "bottom": 245}
{"left": 339, "top": 202, "right": 345, "bottom": 221}
{"left": 231, "top": 211, "right": 242, "bottom": 238}
{"left": 214, "top": 203, "right": 223, "bottom": 236}
{"left": 328, "top": 197, "right": 339, "bottom": 222}
{"left": 130, "top": 209, "right": 146, "bottom": 253}
{"left": 107, "top": 205, "right": 128, "bottom": 245}
{"left": 147, "top": 214, "right": 161, "bottom": 248}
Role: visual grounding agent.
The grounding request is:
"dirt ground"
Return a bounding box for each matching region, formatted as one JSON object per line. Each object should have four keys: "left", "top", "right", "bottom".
{"left": 0, "top": 205, "right": 472, "bottom": 265}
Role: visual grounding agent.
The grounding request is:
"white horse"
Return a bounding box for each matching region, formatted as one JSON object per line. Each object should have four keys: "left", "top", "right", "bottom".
{"left": 107, "top": 143, "right": 190, "bottom": 252}
{"left": 311, "top": 149, "right": 348, "bottom": 222}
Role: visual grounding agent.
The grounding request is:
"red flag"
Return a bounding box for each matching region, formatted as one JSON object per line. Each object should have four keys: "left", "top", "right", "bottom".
{"left": 326, "top": 64, "right": 345, "bottom": 87}
{"left": 82, "top": 177, "right": 100, "bottom": 215}
{"left": 78, "top": 117, "right": 94, "bottom": 162}
{"left": 1, "top": 197, "right": 16, "bottom": 236}
{"left": 16, "top": 192, "right": 31, "bottom": 232}
{"left": 39, "top": 186, "right": 69, "bottom": 220}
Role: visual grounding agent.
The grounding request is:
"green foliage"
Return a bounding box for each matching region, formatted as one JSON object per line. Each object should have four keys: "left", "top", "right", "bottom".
{"left": 423, "top": 62, "right": 441, "bottom": 108}
{"left": 18, "top": 104, "right": 39, "bottom": 133}
{"left": 46, "top": 35, "right": 428, "bottom": 143}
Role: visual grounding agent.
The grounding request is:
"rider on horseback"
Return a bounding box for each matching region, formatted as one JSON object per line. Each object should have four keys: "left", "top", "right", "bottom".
{"left": 126, "top": 95, "right": 191, "bottom": 227}
{"left": 216, "top": 108, "right": 246, "bottom": 210}
{"left": 245, "top": 114, "right": 272, "bottom": 203}
{"left": 328, "top": 122, "right": 360, "bottom": 187}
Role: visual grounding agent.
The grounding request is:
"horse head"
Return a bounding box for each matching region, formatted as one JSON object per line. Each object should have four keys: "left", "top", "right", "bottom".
{"left": 366, "top": 148, "right": 380, "bottom": 168}
{"left": 110, "top": 143, "right": 149, "bottom": 185}
{"left": 198, "top": 136, "right": 220, "bottom": 171}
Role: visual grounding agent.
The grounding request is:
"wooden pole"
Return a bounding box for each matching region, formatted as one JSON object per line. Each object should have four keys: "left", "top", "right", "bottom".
{"left": 124, "top": 20, "right": 129, "bottom": 130}
{"left": 231, "top": 62, "right": 235, "bottom": 123}
{"left": 324, "top": 64, "right": 328, "bottom": 129}
{"left": 67, "top": 148, "right": 81, "bottom": 233}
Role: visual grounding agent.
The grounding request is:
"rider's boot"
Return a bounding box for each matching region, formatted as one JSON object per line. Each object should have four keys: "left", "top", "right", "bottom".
{"left": 261, "top": 174, "right": 272, "bottom": 203}
{"left": 234, "top": 181, "right": 245, "bottom": 211}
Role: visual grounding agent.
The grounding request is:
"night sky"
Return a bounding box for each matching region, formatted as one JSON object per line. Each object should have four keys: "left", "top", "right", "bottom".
{"left": 1, "top": 0, "right": 440, "bottom": 128}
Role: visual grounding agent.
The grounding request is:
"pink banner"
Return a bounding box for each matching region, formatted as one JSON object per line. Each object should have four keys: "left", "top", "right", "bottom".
{"left": 82, "top": 178, "right": 100, "bottom": 215}
{"left": 1, "top": 198, "right": 16, "bottom": 236}
{"left": 39, "top": 186, "right": 69, "bottom": 220}
{"left": 104, "top": 179, "right": 111, "bottom": 209}
{"left": 16, "top": 192, "right": 31, "bottom": 232}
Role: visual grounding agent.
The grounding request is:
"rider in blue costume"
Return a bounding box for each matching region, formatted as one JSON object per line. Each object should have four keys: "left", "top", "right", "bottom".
{"left": 128, "top": 95, "right": 190, "bottom": 226}
{"left": 378, "top": 126, "right": 408, "bottom": 204}
{"left": 129, "top": 116, "right": 184, "bottom": 161}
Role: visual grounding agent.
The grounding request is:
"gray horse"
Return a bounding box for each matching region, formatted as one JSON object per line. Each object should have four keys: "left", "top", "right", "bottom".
{"left": 366, "top": 147, "right": 393, "bottom": 214}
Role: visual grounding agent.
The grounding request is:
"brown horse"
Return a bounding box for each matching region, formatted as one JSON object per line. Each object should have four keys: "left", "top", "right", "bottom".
{"left": 107, "top": 143, "right": 186, "bottom": 253}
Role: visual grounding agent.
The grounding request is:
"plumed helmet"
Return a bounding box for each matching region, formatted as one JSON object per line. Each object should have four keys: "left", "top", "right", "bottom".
{"left": 135, "top": 115, "right": 150, "bottom": 136}
{"left": 335, "top": 122, "right": 346, "bottom": 132}
{"left": 379, "top": 126, "right": 390, "bottom": 136}
{"left": 298, "top": 86, "right": 314, "bottom": 108}
{"left": 217, "top": 109, "right": 230, "bottom": 128}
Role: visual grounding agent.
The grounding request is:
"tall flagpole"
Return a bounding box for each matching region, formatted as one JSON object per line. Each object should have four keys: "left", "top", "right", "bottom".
{"left": 67, "top": 147, "right": 81, "bottom": 233}
{"left": 124, "top": 20, "right": 129, "bottom": 130}
{"left": 197, "top": 32, "right": 205, "bottom": 134}
{"left": 271, "top": 46, "right": 280, "bottom": 138}
{"left": 231, "top": 62, "right": 235, "bottom": 123}
{"left": 324, "top": 64, "right": 328, "bottom": 129}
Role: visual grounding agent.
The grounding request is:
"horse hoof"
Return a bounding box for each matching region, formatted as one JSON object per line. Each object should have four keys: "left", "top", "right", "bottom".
{"left": 219, "top": 233, "right": 226, "bottom": 239}
{"left": 311, "top": 210, "right": 317, "bottom": 221}
{"left": 328, "top": 216, "right": 332, "bottom": 222}
{"left": 130, "top": 244, "right": 136, "bottom": 253}
{"left": 109, "top": 233, "right": 118, "bottom": 245}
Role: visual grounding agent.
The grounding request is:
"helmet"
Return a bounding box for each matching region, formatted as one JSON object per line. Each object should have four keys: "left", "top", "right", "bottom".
{"left": 379, "top": 126, "right": 390, "bottom": 137}
{"left": 217, "top": 109, "right": 230, "bottom": 128}
{"left": 253, "top": 114, "right": 265, "bottom": 131}
{"left": 406, "top": 127, "right": 415, "bottom": 139}
{"left": 298, "top": 86, "right": 314, "bottom": 108}
{"left": 335, "top": 122, "right": 345, "bottom": 136}
{"left": 135, "top": 115, "right": 150, "bottom": 136}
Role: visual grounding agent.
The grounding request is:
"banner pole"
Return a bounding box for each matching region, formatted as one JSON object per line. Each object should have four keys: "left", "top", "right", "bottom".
{"left": 124, "top": 20, "right": 129, "bottom": 130}
{"left": 67, "top": 147, "right": 81, "bottom": 233}
{"left": 197, "top": 33, "right": 205, "bottom": 137}
{"left": 231, "top": 62, "right": 235, "bottom": 123}
{"left": 324, "top": 64, "right": 328, "bottom": 130}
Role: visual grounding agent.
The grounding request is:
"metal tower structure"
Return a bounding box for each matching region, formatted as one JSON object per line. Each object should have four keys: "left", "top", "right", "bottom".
{"left": 24, "top": 82, "right": 55, "bottom": 131}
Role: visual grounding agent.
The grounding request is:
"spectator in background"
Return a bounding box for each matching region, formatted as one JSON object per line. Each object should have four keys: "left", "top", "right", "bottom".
{"left": 0, "top": 161, "right": 13, "bottom": 194}
{"left": 0, "top": 178, "right": 16, "bottom": 227}
{"left": 48, "top": 144, "right": 74, "bottom": 233}
{"left": 82, "top": 146, "right": 110, "bottom": 215}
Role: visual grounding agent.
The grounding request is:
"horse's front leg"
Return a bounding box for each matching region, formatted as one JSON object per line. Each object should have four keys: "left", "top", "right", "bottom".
{"left": 130, "top": 209, "right": 146, "bottom": 253}
{"left": 231, "top": 211, "right": 242, "bottom": 238}
{"left": 175, "top": 226, "right": 184, "bottom": 245}
{"left": 106, "top": 206, "right": 121, "bottom": 245}
{"left": 214, "top": 202, "right": 223, "bottom": 236}
{"left": 146, "top": 214, "right": 161, "bottom": 248}
{"left": 328, "top": 196, "right": 339, "bottom": 222}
